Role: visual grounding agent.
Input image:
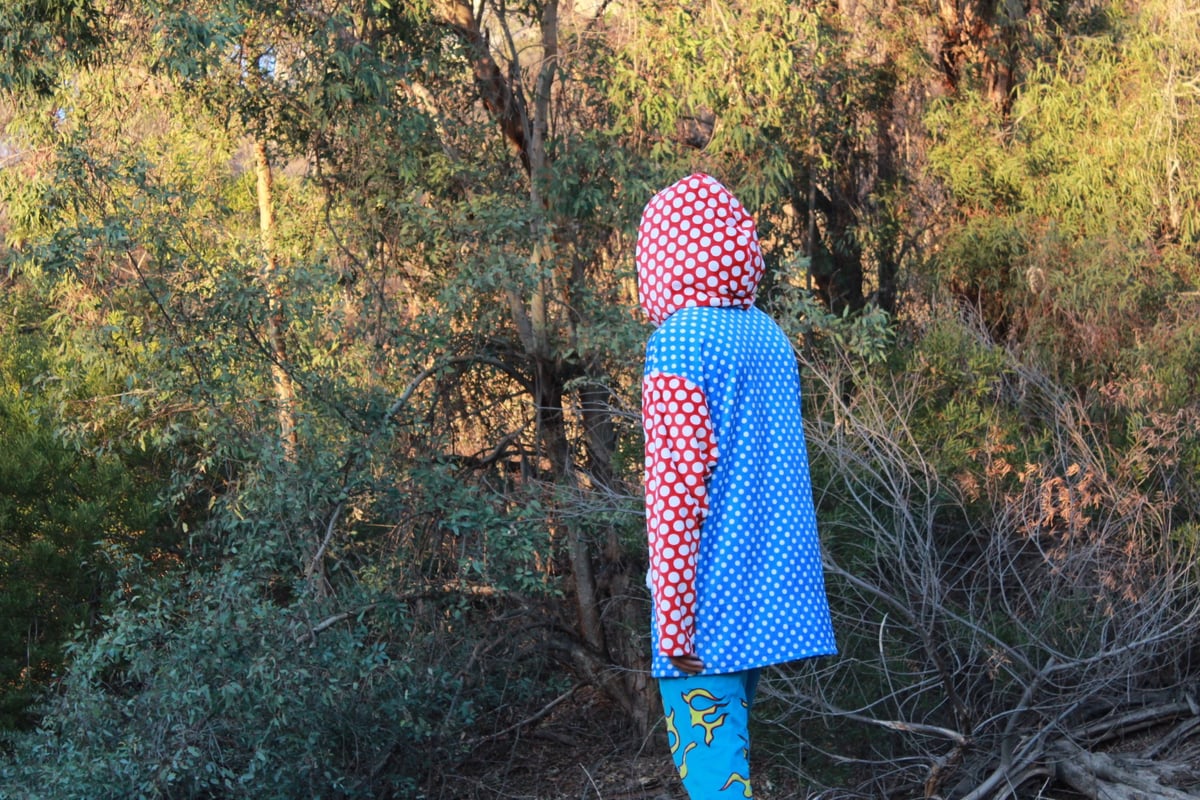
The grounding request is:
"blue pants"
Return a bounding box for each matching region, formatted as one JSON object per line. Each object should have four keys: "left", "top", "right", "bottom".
{"left": 658, "top": 670, "right": 760, "bottom": 799}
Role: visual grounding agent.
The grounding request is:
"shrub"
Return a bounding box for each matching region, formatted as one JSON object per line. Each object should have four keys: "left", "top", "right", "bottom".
{"left": 1, "top": 553, "right": 472, "bottom": 800}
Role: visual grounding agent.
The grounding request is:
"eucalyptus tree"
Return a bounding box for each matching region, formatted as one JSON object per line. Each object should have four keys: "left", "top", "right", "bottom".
{"left": 2, "top": 0, "right": 661, "bottom": 790}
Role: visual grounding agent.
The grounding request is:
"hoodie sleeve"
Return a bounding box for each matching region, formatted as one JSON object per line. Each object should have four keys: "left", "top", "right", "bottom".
{"left": 642, "top": 371, "right": 718, "bottom": 657}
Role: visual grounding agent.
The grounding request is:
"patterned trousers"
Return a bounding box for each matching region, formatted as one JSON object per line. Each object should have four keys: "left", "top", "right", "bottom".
{"left": 658, "top": 669, "right": 761, "bottom": 799}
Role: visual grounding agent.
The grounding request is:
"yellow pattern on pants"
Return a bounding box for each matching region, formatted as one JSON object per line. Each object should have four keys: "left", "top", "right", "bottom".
{"left": 659, "top": 669, "right": 760, "bottom": 799}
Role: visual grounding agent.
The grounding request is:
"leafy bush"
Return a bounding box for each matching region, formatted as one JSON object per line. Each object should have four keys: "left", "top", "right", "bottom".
{"left": 1, "top": 548, "right": 476, "bottom": 800}
{"left": 0, "top": 291, "right": 171, "bottom": 732}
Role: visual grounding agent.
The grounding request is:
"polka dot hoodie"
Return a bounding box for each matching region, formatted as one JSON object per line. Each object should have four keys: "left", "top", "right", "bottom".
{"left": 637, "top": 173, "right": 837, "bottom": 678}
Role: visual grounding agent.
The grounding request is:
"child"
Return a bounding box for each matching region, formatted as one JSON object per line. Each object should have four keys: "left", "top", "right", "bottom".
{"left": 637, "top": 173, "right": 837, "bottom": 798}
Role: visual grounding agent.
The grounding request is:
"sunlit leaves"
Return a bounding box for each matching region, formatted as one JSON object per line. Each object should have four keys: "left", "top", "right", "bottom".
{"left": 608, "top": 1, "right": 821, "bottom": 189}
{"left": 925, "top": 0, "right": 1199, "bottom": 396}
{"left": 929, "top": 2, "right": 1200, "bottom": 244}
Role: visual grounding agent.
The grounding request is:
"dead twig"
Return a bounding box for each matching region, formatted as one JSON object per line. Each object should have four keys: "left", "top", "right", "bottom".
{"left": 465, "top": 683, "right": 583, "bottom": 747}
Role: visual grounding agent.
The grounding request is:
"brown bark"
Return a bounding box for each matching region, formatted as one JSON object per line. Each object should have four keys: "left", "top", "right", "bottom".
{"left": 936, "top": 0, "right": 1026, "bottom": 113}
{"left": 435, "top": 0, "right": 531, "bottom": 172}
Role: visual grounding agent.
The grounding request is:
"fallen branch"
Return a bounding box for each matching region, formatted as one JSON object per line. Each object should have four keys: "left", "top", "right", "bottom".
{"left": 831, "top": 706, "right": 969, "bottom": 747}
{"left": 465, "top": 684, "right": 583, "bottom": 746}
{"left": 1145, "top": 716, "right": 1200, "bottom": 759}
{"left": 1052, "top": 741, "right": 1200, "bottom": 800}
{"left": 1077, "top": 700, "right": 1198, "bottom": 746}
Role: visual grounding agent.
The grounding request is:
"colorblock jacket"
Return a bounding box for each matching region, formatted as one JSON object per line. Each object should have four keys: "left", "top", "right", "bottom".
{"left": 637, "top": 173, "right": 837, "bottom": 678}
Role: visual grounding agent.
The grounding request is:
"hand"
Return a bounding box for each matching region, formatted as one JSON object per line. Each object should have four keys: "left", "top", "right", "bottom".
{"left": 668, "top": 654, "right": 706, "bottom": 675}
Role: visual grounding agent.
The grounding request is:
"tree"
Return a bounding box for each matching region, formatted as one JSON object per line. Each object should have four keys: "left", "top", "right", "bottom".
{"left": 2, "top": 1, "right": 657, "bottom": 784}
{"left": 424, "top": 0, "right": 661, "bottom": 730}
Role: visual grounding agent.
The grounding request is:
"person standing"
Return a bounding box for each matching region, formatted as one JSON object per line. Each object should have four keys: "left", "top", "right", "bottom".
{"left": 636, "top": 173, "right": 837, "bottom": 798}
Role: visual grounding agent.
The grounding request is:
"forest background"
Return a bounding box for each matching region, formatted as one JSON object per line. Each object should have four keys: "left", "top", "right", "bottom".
{"left": 1, "top": 0, "right": 1198, "bottom": 798}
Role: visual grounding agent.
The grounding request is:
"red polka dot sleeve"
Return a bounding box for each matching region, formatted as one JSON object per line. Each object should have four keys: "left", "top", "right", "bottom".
{"left": 641, "top": 371, "right": 719, "bottom": 657}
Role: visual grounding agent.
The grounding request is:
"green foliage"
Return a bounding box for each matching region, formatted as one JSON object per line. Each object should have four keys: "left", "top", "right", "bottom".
{"left": 0, "top": 0, "right": 104, "bottom": 95}
{"left": 608, "top": 1, "right": 816, "bottom": 177}
{"left": 782, "top": 293, "right": 894, "bottom": 367}
{"left": 929, "top": 21, "right": 1199, "bottom": 242}
{"left": 1, "top": 558, "right": 467, "bottom": 799}
{"left": 899, "top": 313, "right": 1029, "bottom": 501}
{"left": 768, "top": 254, "right": 895, "bottom": 365}
{"left": 0, "top": 287, "right": 171, "bottom": 731}
{"left": 2, "top": 1, "right": 1199, "bottom": 797}
{"left": 0, "top": 8, "right": 610, "bottom": 776}
{"left": 0, "top": 390, "right": 559, "bottom": 797}
{"left": 385, "top": 456, "right": 562, "bottom": 598}
{"left": 926, "top": 0, "right": 1200, "bottom": 395}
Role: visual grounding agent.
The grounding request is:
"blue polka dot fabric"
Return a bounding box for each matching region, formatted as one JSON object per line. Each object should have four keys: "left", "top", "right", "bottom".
{"left": 637, "top": 174, "right": 837, "bottom": 679}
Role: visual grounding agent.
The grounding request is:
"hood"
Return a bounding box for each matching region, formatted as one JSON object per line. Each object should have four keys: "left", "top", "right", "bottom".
{"left": 635, "top": 173, "right": 765, "bottom": 327}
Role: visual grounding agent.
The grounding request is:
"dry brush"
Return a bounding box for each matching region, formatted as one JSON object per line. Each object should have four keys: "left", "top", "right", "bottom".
{"left": 762, "top": 324, "right": 1200, "bottom": 799}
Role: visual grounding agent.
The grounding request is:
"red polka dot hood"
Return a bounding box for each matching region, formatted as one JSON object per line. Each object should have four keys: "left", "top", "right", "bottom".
{"left": 635, "top": 173, "right": 766, "bottom": 326}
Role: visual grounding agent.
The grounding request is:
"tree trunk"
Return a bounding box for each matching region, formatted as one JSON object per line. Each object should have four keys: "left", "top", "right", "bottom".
{"left": 437, "top": 0, "right": 652, "bottom": 736}
{"left": 873, "top": 58, "right": 900, "bottom": 317}
{"left": 254, "top": 137, "right": 298, "bottom": 461}
{"left": 936, "top": 0, "right": 1025, "bottom": 113}
{"left": 817, "top": 185, "right": 866, "bottom": 316}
